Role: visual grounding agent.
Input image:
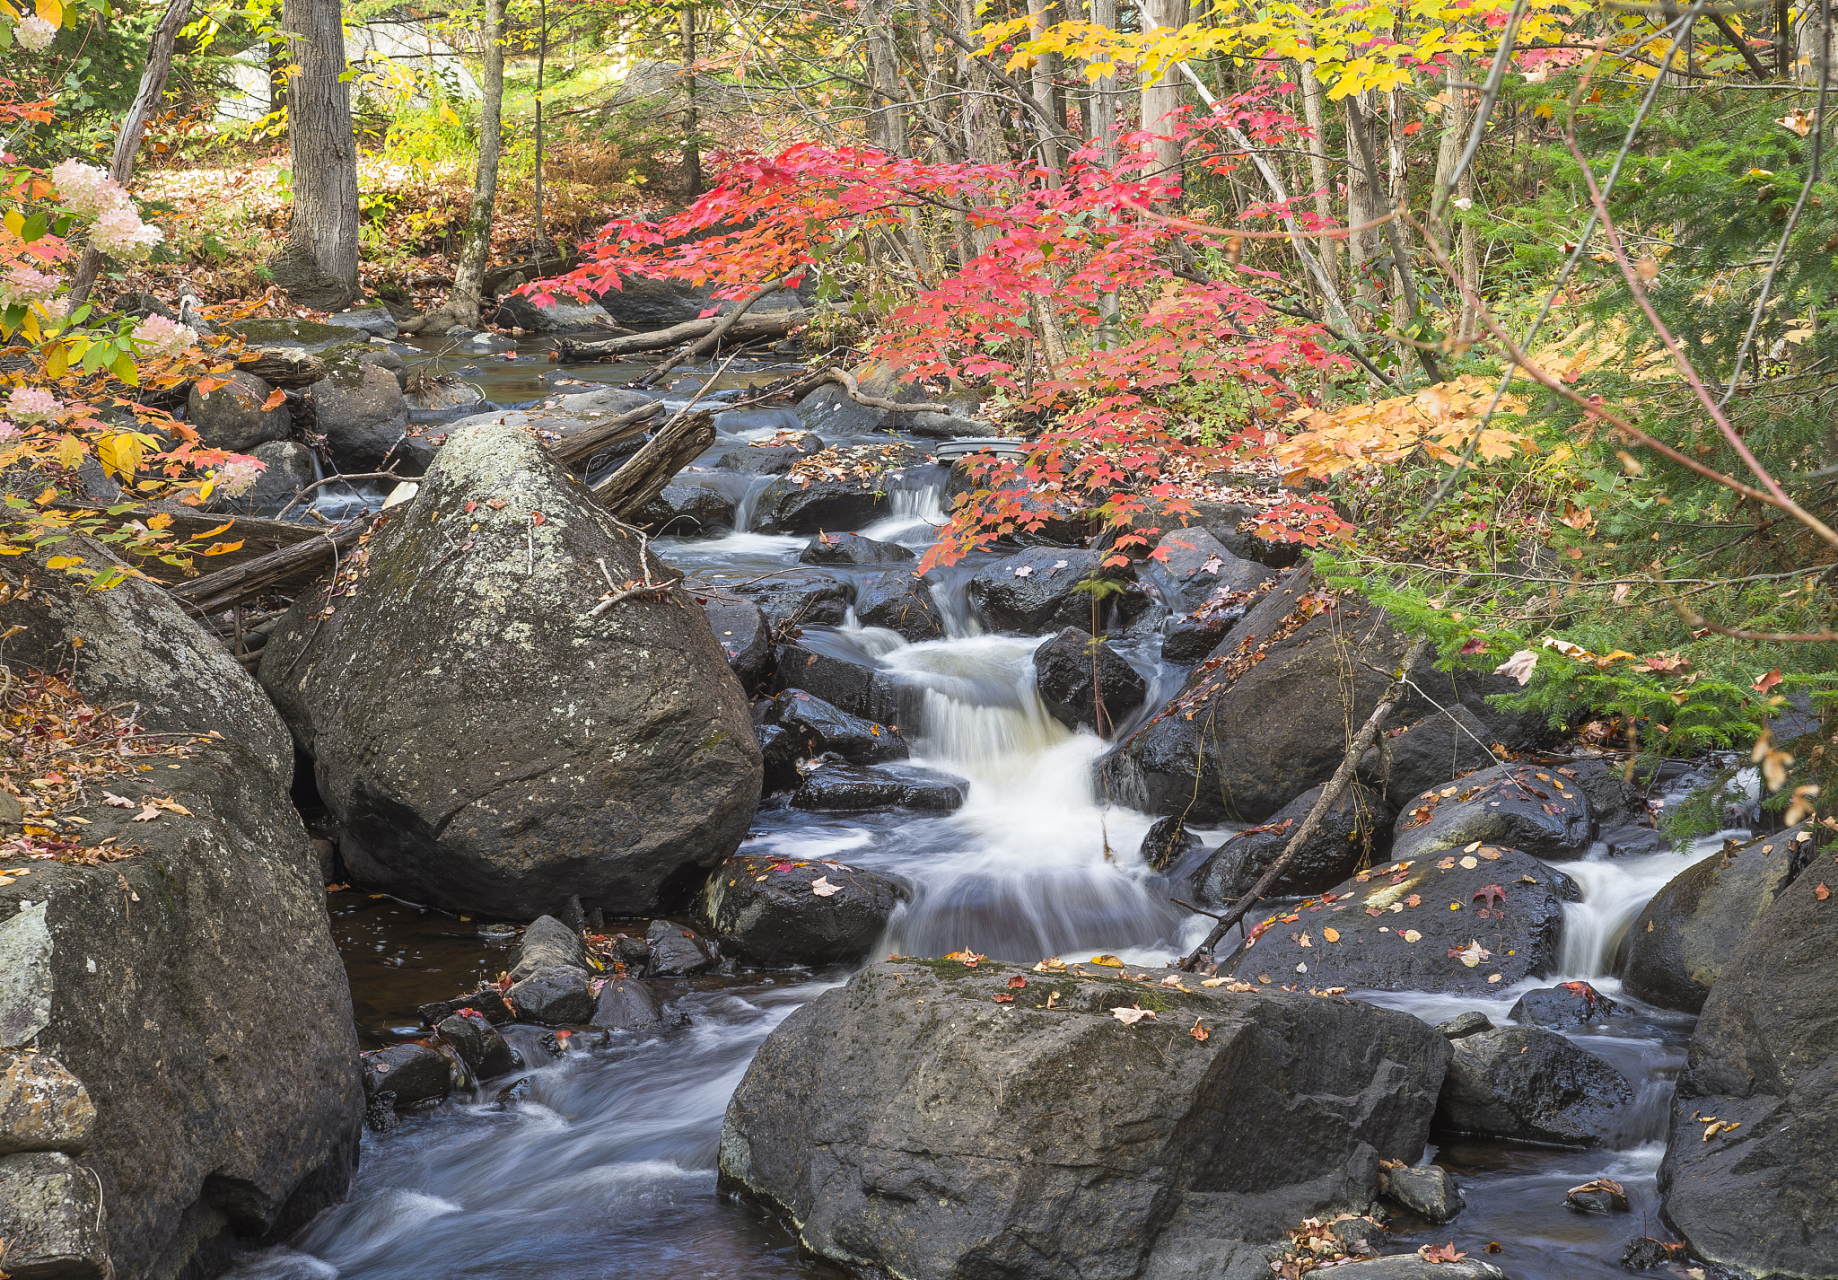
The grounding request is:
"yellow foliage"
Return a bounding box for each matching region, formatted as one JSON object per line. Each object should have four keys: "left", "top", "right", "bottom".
{"left": 1273, "top": 375, "right": 1536, "bottom": 485}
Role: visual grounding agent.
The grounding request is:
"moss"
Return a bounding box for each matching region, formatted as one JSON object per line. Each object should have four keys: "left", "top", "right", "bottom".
{"left": 228, "top": 318, "right": 366, "bottom": 348}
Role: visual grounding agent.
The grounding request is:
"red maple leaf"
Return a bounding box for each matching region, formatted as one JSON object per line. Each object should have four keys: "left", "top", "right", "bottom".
{"left": 1474, "top": 884, "right": 1507, "bottom": 907}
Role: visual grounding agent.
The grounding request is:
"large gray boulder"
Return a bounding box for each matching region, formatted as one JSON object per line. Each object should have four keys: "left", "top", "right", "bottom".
{"left": 1392, "top": 764, "right": 1593, "bottom": 863}
{"left": 304, "top": 349, "right": 409, "bottom": 470}
{"left": 969, "top": 547, "right": 1114, "bottom": 634}
{"left": 1620, "top": 830, "right": 1802, "bottom": 1013}
{"left": 720, "top": 960, "right": 1451, "bottom": 1280}
{"left": 1660, "top": 864, "right": 1838, "bottom": 1278}
{"left": 258, "top": 423, "right": 761, "bottom": 917}
{"left": 1155, "top": 527, "right": 1278, "bottom": 612}
{"left": 1227, "top": 846, "right": 1578, "bottom": 994}
{"left": 1435, "top": 1025, "right": 1634, "bottom": 1147}
{"left": 1106, "top": 573, "right": 1548, "bottom": 823}
{"left": 698, "top": 854, "right": 902, "bottom": 966}
{"left": 0, "top": 544, "right": 362, "bottom": 1280}
{"left": 186, "top": 369, "right": 291, "bottom": 452}
{"left": 1033, "top": 627, "right": 1146, "bottom": 735}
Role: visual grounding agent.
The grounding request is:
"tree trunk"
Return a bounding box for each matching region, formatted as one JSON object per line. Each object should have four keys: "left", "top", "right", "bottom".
{"left": 1139, "top": 0, "right": 1186, "bottom": 200}
{"left": 534, "top": 0, "right": 549, "bottom": 251}
{"left": 1026, "top": 0, "right": 1064, "bottom": 179}
{"left": 1344, "top": 93, "right": 1383, "bottom": 320}
{"left": 1089, "top": 0, "right": 1119, "bottom": 166}
{"left": 401, "top": 0, "right": 504, "bottom": 333}
{"left": 1297, "top": 60, "right": 1336, "bottom": 294}
{"left": 680, "top": 4, "right": 702, "bottom": 197}
{"left": 861, "top": 0, "right": 907, "bottom": 154}
{"left": 269, "top": 0, "right": 360, "bottom": 310}
{"left": 69, "top": 0, "right": 195, "bottom": 307}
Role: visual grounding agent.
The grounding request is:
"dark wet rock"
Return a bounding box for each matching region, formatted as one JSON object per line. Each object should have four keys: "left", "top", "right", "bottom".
{"left": 703, "top": 596, "right": 772, "bottom": 690}
{"left": 699, "top": 855, "right": 902, "bottom": 966}
{"left": 1033, "top": 628, "right": 1146, "bottom": 736}
{"left": 435, "top": 1012, "right": 516, "bottom": 1078}
{"left": 1436, "top": 1012, "right": 1495, "bottom": 1040}
{"left": 187, "top": 369, "right": 291, "bottom": 452}
{"left": 0, "top": 540, "right": 361, "bottom": 1279}
{"left": 1356, "top": 705, "right": 1498, "bottom": 807}
{"left": 1602, "top": 825, "right": 1671, "bottom": 858}
{"left": 329, "top": 306, "right": 399, "bottom": 339}
{"left": 595, "top": 275, "right": 719, "bottom": 329}
{"left": 507, "top": 966, "right": 595, "bottom": 1025}
{"left": 225, "top": 439, "right": 315, "bottom": 515}
{"left": 856, "top": 571, "right": 945, "bottom": 642}
{"left": 1566, "top": 1177, "right": 1630, "bottom": 1213}
{"left": 1140, "top": 815, "right": 1201, "bottom": 873}
{"left": 1620, "top": 832, "right": 1800, "bottom": 1014}
{"left": 1106, "top": 573, "right": 1550, "bottom": 824}
{"left": 1660, "top": 867, "right": 1838, "bottom": 1279}
{"left": 769, "top": 638, "right": 904, "bottom": 725}
{"left": 489, "top": 292, "right": 615, "bottom": 332}
{"left": 1435, "top": 1025, "right": 1633, "bottom": 1147}
{"left": 1321, "top": 1258, "right": 1503, "bottom": 1280}
{"left": 759, "top": 689, "right": 909, "bottom": 765}
{"left": 634, "top": 478, "right": 738, "bottom": 535}
{"left": 1392, "top": 764, "right": 1593, "bottom": 863}
{"left": 1379, "top": 1163, "right": 1464, "bottom": 1222}
{"left": 259, "top": 424, "right": 760, "bottom": 918}
{"left": 509, "top": 915, "right": 586, "bottom": 983}
{"left": 1620, "top": 1236, "right": 1692, "bottom": 1270}
{"left": 1161, "top": 610, "right": 1244, "bottom": 663}
{"left": 792, "top": 762, "right": 967, "bottom": 813}
{"left": 1188, "top": 500, "right": 1309, "bottom": 570}
{"left": 901, "top": 410, "right": 994, "bottom": 438}
{"left": 717, "top": 433, "right": 824, "bottom": 475}
{"left": 750, "top": 443, "right": 925, "bottom": 534}
{"left": 1194, "top": 782, "right": 1390, "bottom": 903}
{"left": 417, "top": 987, "right": 513, "bottom": 1027}
{"left": 0, "top": 1055, "right": 94, "bottom": 1156}
{"left": 1155, "top": 527, "right": 1279, "bottom": 612}
{"left": 724, "top": 570, "right": 851, "bottom": 631}
{"left": 360, "top": 1043, "right": 450, "bottom": 1108}
{"left": 794, "top": 359, "right": 930, "bottom": 435}
{"left": 1510, "top": 982, "right": 1623, "bottom": 1029}
{"left": 592, "top": 978, "right": 670, "bottom": 1032}
{"left": 493, "top": 1076, "right": 536, "bottom": 1109}
{"left": 304, "top": 355, "right": 409, "bottom": 470}
{"left": 0, "top": 1151, "right": 110, "bottom": 1279}
{"left": 1563, "top": 758, "right": 1649, "bottom": 827}
{"left": 719, "top": 959, "right": 1451, "bottom": 1280}
{"left": 646, "top": 920, "right": 716, "bottom": 977}
{"left": 364, "top": 1091, "right": 400, "bottom": 1133}
{"left": 1228, "top": 847, "right": 1578, "bottom": 995}
{"left": 498, "top": 1026, "right": 565, "bottom": 1067}
{"left": 757, "top": 724, "right": 803, "bottom": 794}
{"left": 799, "top": 531, "right": 913, "bottom": 565}
{"left": 969, "top": 547, "right": 1116, "bottom": 634}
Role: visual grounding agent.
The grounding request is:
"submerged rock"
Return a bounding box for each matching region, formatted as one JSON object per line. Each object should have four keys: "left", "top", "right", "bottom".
{"left": 435, "top": 1011, "right": 516, "bottom": 1078}
{"left": 1193, "top": 782, "right": 1390, "bottom": 903}
{"left": 724, "top": 569, "right": 852, "bottom": 631}
{"left": 1435, "top": 1025, "right": 1634, "bottom": 1147}
{"left": 1227, "top": 846, "right": 1577, "bottom": 994}
{"left": 700, "top": 855, "right": 902, "bottom": 966}
{"left": 758, "top": 689, "right": 909, "bottom": 765}
{"left": 799, "top": 531, "right": 913, "bottom": 565}
{"left": 719, "top": 959, "right": 1450, "bottom": 1280}
{"left": 360, "top": 1043, "right": 450, "bottom": 1109}
{"left": 1660, "top": 866, "right": 1838, "bottom": 1279}
{"left": 791, "top": 762, "right": 967, "bottom": 813}
{"left": 592, "top": 978, "right": 671, "bottom": 1032}
{"left": 769, "top": 638, "right": 904, "bottom": 725}
{"left": 1033, "top": 628, "right": 1146, "bottom": 735}
{"left": 1378, "top": 1162, "right": 1464, "bottom": 1223}
{"left": 259, "top": 424, "right": 761, "bottom": 917}
{"left": 1139, "top": 815, "right": 1201, "bottom": 872}
{"left": 1620, "top": 831, "right": 1801, "bottom": 1013}
{"left": 1509, "top": 981, "right": 1623, "bottom": 1029}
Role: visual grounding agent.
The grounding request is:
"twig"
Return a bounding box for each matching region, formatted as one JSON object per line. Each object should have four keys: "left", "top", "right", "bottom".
{"left": 637, "top": 272, "right": 803, "bottom": 389}
{"left": 1179, "top": 634, "right": 1434, "bottom": 971}
{"left": 1169, "top": 897, "right": 1226, "bottom": 920}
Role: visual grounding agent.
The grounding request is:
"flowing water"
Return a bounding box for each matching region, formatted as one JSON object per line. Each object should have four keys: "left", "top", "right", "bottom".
{"left": 228, "top": 351, "right": 1720, "bottom": 1280}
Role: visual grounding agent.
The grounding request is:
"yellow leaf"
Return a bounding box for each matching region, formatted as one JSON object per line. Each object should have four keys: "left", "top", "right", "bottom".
{"left": 194, "top": 520, "right": 235, "bottom": 540}
{"left": 146, "top": 512, "right": 172, "bottom": 530}
{"left": 200, "top": 540, "right": 243, "bottom": 556}
{"left": 96, "top": 432, "right": 144, "bottom": 481}
{"left": 44, "top": 341, "right": 66, "bottom": 377}
{"left": 33, "top": 0, "right": 60, "bottom": 28}
{"left": 44, "top": 554, "right": 83, "bottom": 570}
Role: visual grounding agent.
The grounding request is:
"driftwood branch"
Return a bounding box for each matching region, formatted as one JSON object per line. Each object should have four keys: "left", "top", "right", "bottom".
{"left": 550, "top": 400, "right": 663, "bottom": 466}
{"left": 1179, "top": 633, "right": 1435, "bottom": 971}
{"left": 590, "top": 410, "right": 716, "bottom": 519}
{"left": 552, "top": 312, "right": 799, "bottom": 361}
{"left": 166, "top": 519, "right": 371, "bottom": 617}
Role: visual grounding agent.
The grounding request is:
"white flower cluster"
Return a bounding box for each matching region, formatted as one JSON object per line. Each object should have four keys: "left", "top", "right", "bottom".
{"left": 213, "top": 456, "right": 262, "bottom": 497}
{"left": 15, "top": 14, "right": 54, "bottom": 50}
{"left": 131, "top": 313, "right": 197, "bottom": 359}
{"left": 50, "top": 160, "right": 162, "bottom": 260}
{"left": 7, "top": 386, "right": 60, "bottom": 422}
{"left": 0, "top": 264, "right": 59, "bottom": 307}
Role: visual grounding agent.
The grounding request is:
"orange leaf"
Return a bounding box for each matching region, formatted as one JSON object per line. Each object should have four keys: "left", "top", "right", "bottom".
{"left": 261, "top": 388, "right": 287, "bottom": 411}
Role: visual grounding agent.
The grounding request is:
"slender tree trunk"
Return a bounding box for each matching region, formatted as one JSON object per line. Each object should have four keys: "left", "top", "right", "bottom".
{"left": 1089, "top": 0, "right": 1120, "bottom": 167}
{"left": 401, "top": 0, "right": 503, "bottom": 332}
{"left": 1297, "top": 60, "right": 1337, "bottom": 295}
{"left": 1026, "top": 0, "right": 1064, "bottom": 179}
{"left": 69, "top": 0, "right": 195, "bottom": 307}
{"left": 680, "top": 5, "right": 702, "bottom": 197}
{"left": 1386, "top": 87, "right": 1412, "bottom": 331}
{"left": 534, "top": 0, "right": 549, "bottom": 253}
{"left": 861, "top": 0, "right": 907, "bottom": 154}
{"left": 269, "top": 0, "right": 360, "bottom": 310}
{"left": 1139, "top": 0, "right": 1186, "bottom": 201}
{"left": 1344, "top": 93, "right": 1383, "bottom": 320}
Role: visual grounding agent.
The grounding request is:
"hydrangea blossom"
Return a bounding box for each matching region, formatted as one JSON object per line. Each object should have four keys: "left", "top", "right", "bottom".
{"left": 0, "top": 265, "right": 60, "bottom": 307}
{"left": 50, "top": 160, "right": 128, "bottom": 219}
{"left": 131, "top": 314, "right": 197, "bottom": 359}
{"left": 7, "top": 387, "right": 61, "bottom": 422}
{"left": 88, "top": 204, "right": 161, "bottom": 259}
{"left": 0, "top": 422, "right": 20, "bottom": 442}
{"left": 214, "top": 456, "right": 262, "bottom": 497}
{"left": 15, "top": 15, "right": 55, "bottom": 51}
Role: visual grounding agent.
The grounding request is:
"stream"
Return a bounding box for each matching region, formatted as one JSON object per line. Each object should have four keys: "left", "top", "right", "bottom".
{"left": 226, "top": 343, "right": 1720, "bottom": 1280}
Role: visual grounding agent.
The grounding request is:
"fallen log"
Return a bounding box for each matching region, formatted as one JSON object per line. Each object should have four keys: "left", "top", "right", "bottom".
{"left": 637, "top": 273, "right": 802, "bottom": 389}
{"left": 552, "top": 312, "right": 799, "bottom": 361}
{"left": 166, "top": 518, "right": 371, "bottom": 618}
{"left": 550, "top": 400, "right": 663, "bottom": 467}
{"left": 235, "top": 348, "right": 328, "bottom": 389}
{"left": 590, "top": 410, "right": 716, "bottom": 519}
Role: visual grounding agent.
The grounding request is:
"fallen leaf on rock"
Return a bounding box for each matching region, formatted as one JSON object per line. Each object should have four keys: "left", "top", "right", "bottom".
{"left": 1450, "top": 939, "right": 1492, "bottom": 968}
{"left": 1460, "top": 855, "right": 1479, "bottom": 869}
{"left": 1190, "top": 1017, "right": 1209, "bottom": 1041}
{"left": 1323, "top": 927, "right": 1341, "bottom": 942}
{"left": 809, "top": 876, "right": 842, "bottom": 897}
{"left": 1008, "top": 975, "right": 1027, "bottom": 988}
{"left": 150, "top": 798, "right": 192, "bottom": 816}
{"left": 1201, "top": 977, "right": 1229, "bottom": 986}
{"left": 1111, "top": 1005, "right": 1156, "bottom": 1025}
{"left": 1089, "top": 954, "right": 1124, "bottom": 967}
{"left": 1322, "top": 986, "right": 1348, "bottom": 995}
{"left": 945, "top": 948, "right": 986, "bottom": 967}
{"left": 1464, "top": 841, "right": 1482, "bottom": 853}
{"left": 992, "top": 994, "right": 1014, "bottom": 1003}
{"left": 1034, "top": 956, "right": 1068, "bottom": 971}
{"left": 1258, "top": 974, "right": 1272, "bottom": 984}
{"left": 1045, "top": 990, "right": 1059, "bottom": 1008}
{"left": 101, "top": 792, "right": 134, "bottom": 808}
{"left": 1406, "top": 894, "right": 1422, "bottom": 907}
{"left": 1297, "top": 931, "right": 1312, "bottom": 947}
{"left": 1818, "top": 883, "right": 1831, "bottom": 901}
{"left": 1437, "top": 857, "right": 1457, "bottom": 870}
{"left": 1567, "top": 1177, "right": 1629, "bottom": 1211}
{"left": 1419, "top": 1241, "right": 1468, "bottom": 1263}
{"left": 131, "top": 805, "right": 160, "bottom": 822}
{"left": 1401, "top": 929, "right": 1423, "bottom": 942}
{"left": 1013, "top": 565, "right": 1033, "bottom": 578}
{"left": 1475, "top": 884, "right": 1506, "bottom": 906}
{"left": 1487, "top": 973, "right": 1503, "bottom": 983}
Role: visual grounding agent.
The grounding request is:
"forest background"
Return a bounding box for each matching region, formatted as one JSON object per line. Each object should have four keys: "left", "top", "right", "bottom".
{"left": 1, "top": 0, "right": 1834, "bottom": 841}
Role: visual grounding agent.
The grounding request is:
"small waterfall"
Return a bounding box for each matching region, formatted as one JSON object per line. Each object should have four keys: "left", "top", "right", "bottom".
{"left": 730, "top": 474, "right": 777, "bottom": 533}
{"left": 859, "top": 476, "right": 947, "bottom": 545}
